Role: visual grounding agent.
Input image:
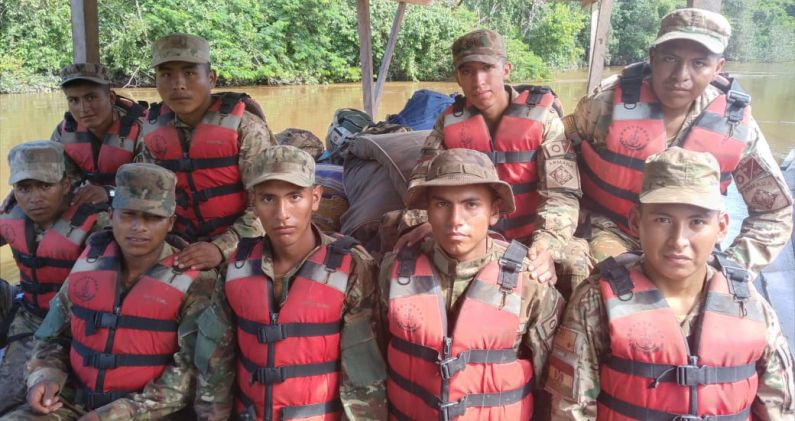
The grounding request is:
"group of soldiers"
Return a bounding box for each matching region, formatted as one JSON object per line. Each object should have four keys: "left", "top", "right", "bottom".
{"left": 0, "top": 6, "right": 793, "bottom": 421}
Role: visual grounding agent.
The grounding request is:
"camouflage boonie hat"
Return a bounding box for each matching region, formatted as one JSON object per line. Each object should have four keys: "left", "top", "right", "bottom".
{"left": 640, "top": 147, "right": 724, "bottom": 211}
{"left": 653, "top": 8, "right": 731, "bottom": 54}
{"left": 113, "top": 163, "right": 177, "bottom": 217}
{"left": 406, "top": 148, "right": 515, "bottom": 213}
{"left": 8, "top": 141, "right": 65, "bottom": 185}
{"left": 244, "top": 145, "right": 315, "bottom": 190}
{"left": 275, "top": 129, "right": 324, "bottom": 161}
{"left": 59, "top": 63, "right": 111, "bottom": 86}
{"left": 152, "top": 33, "right": 210, "bottom": 67}
{"left": 451, "top": 29, "right": 506, "bottom": 68}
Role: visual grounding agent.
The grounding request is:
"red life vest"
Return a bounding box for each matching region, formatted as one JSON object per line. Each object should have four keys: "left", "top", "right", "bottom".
{"left": 441, "top": 86, "right": 555, "bottom": 241}
{"left": 225, "top": 235, "right": 359, "bottom": 421}
{"left": 0, "top": 203, "right": 103, "bottom": 318}
{"left": 142, "top": 93, "right": 252, "bottom": 241}
{"left": 387, "top": 241, "right": 534, "bottom": 420}
{"left": 66, "top": 231, "right": 199, "bottom": 410}
{"left": 580, "top": 63, "right": 753, "bottom": 234}
{"left": 58, "top": 96, "right": 147, "bottom": 186}
{"left": 596, "top": 254, "right": 766, "bottom": 420}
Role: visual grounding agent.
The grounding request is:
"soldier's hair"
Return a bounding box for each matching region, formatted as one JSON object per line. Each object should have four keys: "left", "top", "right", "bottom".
{"left": 61, "top": 79, "right": 111, "bottom": 92}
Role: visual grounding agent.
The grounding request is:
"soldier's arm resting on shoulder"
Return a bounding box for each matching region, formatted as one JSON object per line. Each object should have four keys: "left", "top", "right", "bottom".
{"left": 92, "top": 269, "right": 219, "bottom": 420}
{"left": 27, "top": 281, "right": 75, "bottom": 394}
{"left": 752, "top": 298, "right": 795, "bottom": 420}
{"left": 340, "top": 248, "right": 388, "bottom": 420}
{"left": 727, "top": 123, "right": 794, "bottom": 275}
{"left": 545, "top": 279, "right": 607, "bottom": 421}
{"left": 562, "top": 76, "right": 618, "bottom": 148}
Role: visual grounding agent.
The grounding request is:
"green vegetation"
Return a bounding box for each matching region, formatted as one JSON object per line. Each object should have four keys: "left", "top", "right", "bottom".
{"left": 1, "top": 0, "right": 793, "bottom": 93}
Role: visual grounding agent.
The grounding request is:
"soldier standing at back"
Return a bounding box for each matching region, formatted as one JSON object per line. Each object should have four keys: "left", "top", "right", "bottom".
{"left": 568, "top": 8, "right": 793, "bottom": 274}
{"left": 136, "top": 33, "right": 275, "bottom": 270}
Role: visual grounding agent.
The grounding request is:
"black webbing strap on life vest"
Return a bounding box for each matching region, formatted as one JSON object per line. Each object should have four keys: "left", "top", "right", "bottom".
{"left": 147, "top": 102, "right": 163, "bottom": 124}
{"left": 234, "top": 237, "right": 260, "bottom": 262}
{"left": 597, "top": 256, "right": 635, "bottom": 299}
{"left": 218, "top": 92, "right": 249, "bottom": 115}
{"left": 174, "top": 182, "right": 243, "bottom": 207}
{"left": 71, "top": 203, "right": 107, "bottom": 227}
{"left": 619, "top": 62, "right": 650, "bottom": 105}
{"left": 237, "top": 317, "right": 340, "bottom": 344}
{"left": 598, "top": 392, "right": 751, "bottom": 421}
{"left": 712, "top": 253, "right": 751, "bottom": 303}
{"left": 452, "top": 94, "right": 467, "bottom": 116}
{"left": 240, "top": 353, "right": 339, "bottom": 385}
{"left": 397, "top": 243, "right": 420, "bottom": 282}
{"left": 86, "top": 230, "right": 114, "bottom": 261}
{"left": 72, "top": 339, "right": 173, "bottom": 369}
{"left": 710, "top": 75, "right": 751, "bottom": 125}
{"left": 72, "top": 305, "right": 179, "bottom": 337}
{"left": 18, "top": 279, "right": 62, "bottom": 295}
{"left": 497, "top": 241, "right": 527, "bottom": 292}
{"left": 176, "top": 212, "right": 241, "bottom": 242}
{"left": 606, "top": 355, "right": 756, "bottom": 388}
{"left": 389, "top": 336, "right": 517, "bottom": 380}
{"left": 75, "top": 387, "right": 132, "bottom": 410}
{"left": 281, "top": 399, "right": 342, "bottom": 420}
{"left": 64, "top": 112, "right": 78, "bottom": 131}
{"left": 12, "top": 250, "right": 75, "bottom": 270}
{"left": 117, "top": 100, "right": 147, "bottom": 138}
{"left": 324, "top": 236, "right": 359, "bottom": 271}
{"left": 523, "top": 85, "right": 551, "bottom": 107}
{"left": 157, "top": 155, "right": 239, "bottom": 173}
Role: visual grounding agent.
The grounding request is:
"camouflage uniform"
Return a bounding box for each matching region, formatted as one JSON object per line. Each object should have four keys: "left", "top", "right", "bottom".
{"left": 0, "top": 141, "right": 109, "bottom": 415}
{"left": 565, "top": 9, "right": 793, "bottom": 274}
{"left": 275, "top": 128, "right": 324, "bottom": 161}
{"left": 194, "top": 146, "right": 387, "bottom": 420}
{"left": 1, "top": 163, "right": 219, "bottom": 420}
{"left": 545, "top": 148, "right": 795, "bottom": 419}
{"left": 135, "top": 33, "right": 274, "bottom": 259}
{"left": 410, "top": 30, "right": 593, "bottom": 293}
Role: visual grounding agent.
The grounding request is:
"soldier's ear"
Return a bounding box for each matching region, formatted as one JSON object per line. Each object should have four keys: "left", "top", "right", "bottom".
{"left": 489, "top": 199, "right": 501, "bottom": 226}
{"left": 208, "top": 68, "right": 217, "bottom": 88}
{"left": 167, "top": 215, "right": 176, "bottom": 231}
{"left": 715, "top": 211, "right": 730, "bottom": 243}
{"left": 311, "top": 185, "right": 323, "bottom": 212}
{"left": 629, "top": 205, "right": 642, "bottom": 234}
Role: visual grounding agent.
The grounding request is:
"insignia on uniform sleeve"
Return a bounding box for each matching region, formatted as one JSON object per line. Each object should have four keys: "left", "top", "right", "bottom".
{"left": 546, "top": 159, "right": 580, "bottom": 191}
{"left": 546, "top": 327, "right": 581, "bottom": 399}
{"left": 735, "top": 157, "right": 792, "bottom": 212}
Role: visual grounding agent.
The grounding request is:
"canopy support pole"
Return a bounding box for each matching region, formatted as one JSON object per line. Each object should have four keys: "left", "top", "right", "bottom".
{"left": 356, "top": 0, "right": 376, "bottom": 117}
{"left": 70, "top": 0, "right": 99, "bottom": 63}
{"left": 373, "top": 1, "right": 407, "bottom": 117}
{"left": 586, "top": 0, "right": 613, "bottom": 95}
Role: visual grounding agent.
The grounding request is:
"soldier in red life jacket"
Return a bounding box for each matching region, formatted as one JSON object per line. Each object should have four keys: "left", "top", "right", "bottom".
{"left": 396, "top": 29, "right": 592, "bottom": 298}
{"left": 566, "top": 8, "right": 793, "bottom": 275}
{"left": 136, "top": 33, "right": 275, "bottom": 271}
{"left": 381, "top": 148, "right": 564, "bottom": 420}
{"left": 2, "top": 163, "right": 219, "bottom": 420}
{"left": 51, "top": 63, "right": 147, "bottom": 207}
{"left": 546, "top": 147, "right": 795, "bottom": 419}
{"left": 195, "top": 145, "right": 387, "bottom": 420}
{"left": 0, "top": 141, "right": 107, "bottom": 415}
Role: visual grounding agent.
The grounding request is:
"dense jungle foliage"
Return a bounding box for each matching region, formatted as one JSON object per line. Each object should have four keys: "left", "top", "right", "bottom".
{"left": 1, "top": 0, "right": 794, "bottom": 93}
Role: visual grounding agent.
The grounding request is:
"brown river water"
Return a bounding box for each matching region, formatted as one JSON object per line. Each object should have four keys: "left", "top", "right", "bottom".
{"left": 1, "top": 62, "right": 793, "bottom": 281}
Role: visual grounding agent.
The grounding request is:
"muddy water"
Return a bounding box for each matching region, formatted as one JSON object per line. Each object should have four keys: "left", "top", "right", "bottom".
{"left": 1, "top": 62, "right": 793, "bottom": 280}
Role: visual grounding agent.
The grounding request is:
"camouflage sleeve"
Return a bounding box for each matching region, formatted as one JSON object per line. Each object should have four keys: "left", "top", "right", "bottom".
{"left": 408, "top": 114, "right": 446, "bottom": 188}
{"left": 92, "top": 269, "right": 218, "bottom": 420}
{"left": 340, "top": 247, "right": 388, "bottom": 420}
{"left": 521, "top": 271, "right": 565, "bottom": 386}
{"left": 377, "top": 252, "right": 397, "bottom": 352}
{"left": 753, "top": 296, "right": 795, "bottom": 419}
{"left": 546, "top": 279, "right": 607, "bottom": 421}
{"left": 133, "top": 139, "right": 156, "bottom": 164}
{"left": 726, "top": 120, "right": 794, "bottom": 275}
{"left": 27, "top": 280, "right": 73, "bottom": 391}
{"left": 563, "top": 75, "right": 619, "bottom": 146}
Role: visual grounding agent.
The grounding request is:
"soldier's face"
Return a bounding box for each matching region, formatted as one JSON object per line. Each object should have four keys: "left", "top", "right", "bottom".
{"left": 649, "top": 40, "right": 725, "bottom": 115}
{"left": 13, "top": 178, "right": 70, "bottom": 226}
{"left": 455, "top": 60, "right": 511, "bottom": 113}
{"left": 155, "top": 62, "right": 216, "bottom": 120}
{"left": 252, "top": 180, "right": 322, "bottom": 250}
{"left": 427, "top": 185, "right": 501, "bottom": 262}
{"left": 62, "top": 83, "right": 116, "bottom": 132}
{"left": 631, "top": 203, "right": 728, "bottom": 287}
{"left": 112, "top": 209, "right": 175, "bottom": 259}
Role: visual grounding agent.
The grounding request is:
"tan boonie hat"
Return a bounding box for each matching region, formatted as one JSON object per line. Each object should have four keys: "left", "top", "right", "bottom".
{"left": 244, "top": 145, "right": 316, "bottom": 190}
{"left": 152, "top": 33, "right": 210, "bottom": 67}
{"left": 275, "top": 129, "right": 324, "bottom": 161}
{"left": 451, "top": 29, "right": 506, "bottom": 68}
{"left": 653, "top": 8, "right": 731, "bottom": 54}
{"left": 640, "top": 147, "right": 724, "bottom": 211}
{"left": 59, "top": 63, "right": 111, "bottom": 86}
{"left": 8, "top": 141, "right": 66, "bottom": 185}
{"left": 113, "top": 163, "right": 177, "bottom": 217}
{"left": 406, "top": 148, "right": 515, "bottom": 213}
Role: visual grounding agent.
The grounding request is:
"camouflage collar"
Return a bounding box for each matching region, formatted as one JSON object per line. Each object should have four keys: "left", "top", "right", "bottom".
{"left": 430, "top": 238, "right": 496, "bottom": 280}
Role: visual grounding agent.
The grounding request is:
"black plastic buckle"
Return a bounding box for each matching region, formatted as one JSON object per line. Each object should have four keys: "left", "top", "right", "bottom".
{"left": 439, "top": 356, "right": 467, "bottom": 380}
{"left": 673, "top": 416, "right": 702, "bottom": 421}
{"left": 94, "top": 312, "right": 119, "bottom": 329}
{"left": 726, "top": 90, "right": 750, "bottom": 107}
{"left": 498, "top": 257, "right": 522, "bottom": 275}
{"left": 675, "top": 365, "right": 703, "bottom": 386}
{"left": 177, "top": 157, "right": 193, "bottom": 172}
{"left": 193, "top": 189, "right": 210, "bottom": 203}
{"left": 256, "top": 324, "right": 285, "bottom": 344}
{"left": 87, "top": 352, "right": 117, "bottom": 369}
{"left": 439, "top": 397, "right": 468, "bottom": 421}
{"left": 251, "top": 367, "right": 285, "bottom": 385}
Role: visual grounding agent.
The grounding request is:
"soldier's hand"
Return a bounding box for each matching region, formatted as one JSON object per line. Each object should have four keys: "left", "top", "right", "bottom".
{"left": 527, "top": 246, "right": 556, "bottom": 285}
{"left": 77, "top": 411, "right": 101, "bottom": 421}
{"left": 393, "top": 222, "right": 433, "bottom": 251}
{"left": 27, "top": 381, "right": 62, "bottom": 414}
{"left": 70, "top": 184, "right": 109, "bottom": 207}
{"left": 175, "top": 241, "right": 224, "bottom": 270}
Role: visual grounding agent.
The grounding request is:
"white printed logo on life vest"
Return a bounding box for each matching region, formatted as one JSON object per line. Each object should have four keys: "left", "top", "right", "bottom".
{"left": 618, "top": 126, "right": 650, "bottom": 151}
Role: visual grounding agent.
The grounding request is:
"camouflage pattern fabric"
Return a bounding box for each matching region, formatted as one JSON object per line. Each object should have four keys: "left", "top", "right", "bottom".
{"left": 640, "top": 147, "right": 725, "bottom": 210}
{"left": 653, "top": 8, "right": 731, "bottom": 54}
{"left": 7, "top": 141, "right": 65, "bottom": 185}
{"left": 113, "top": 163, "right": 177, "bottom": 217}
{"left": 243, "top": 144, "right": 315, "bottom": 189}
{"left": 58, "top": 63, "right": 111, "bottom": 86}
{"left": 0, "top": 310, "right": 41, "bottom": 415}
{"left": 451, "top": 29, "right": 506, "bottom": 68}
{"left": 151, "top": 33, "right": 210, "bottom": 67}
{"left": 275, "top": 128, "right": 324, "bottom": 161}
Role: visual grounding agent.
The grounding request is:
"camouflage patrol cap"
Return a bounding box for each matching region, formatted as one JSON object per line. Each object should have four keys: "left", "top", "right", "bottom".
{"left": 244, "top": 145, "right": 315, "bottom": 190}
{"left": 406, "top": 148, "right": 515, "bottom": 213}
{"left": 653, "top": 8, "right": 731, "bottom": 54}
{"left": 152, "top": 33, "right": 210, "bottom": 67}
{"left": 451, "top": 29, "right": 506, "bottom": 68}
{"left": 113, "top": 163, "right": 177, "bottom": 217}
{"left": 8, "top": 141, "right": 65, "bottom": 185}
{"left": 640, "top": 147, "right": 724, "bottom": 211}
{"left": 275, "top": 128, "right": 324, "bottom": 161}
{"left": 59, "top": 63, "right": 111, "bottom": 86}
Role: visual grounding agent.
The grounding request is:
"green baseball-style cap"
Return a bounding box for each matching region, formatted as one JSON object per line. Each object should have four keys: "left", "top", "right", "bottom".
{"left": 152, "top": 33, "right": 210, "bottom": 67}
{"left": 640, "top": 147, "right": 724, "bottom": 211}
{"left": 653, "top": 8, "right": 731, "bottom": 54}
{"left": 59, "top": 63, "right": 111, "bottom": 86}
{"left": 8, "top": 141, "right": 65, "bottom": 185}
{"left": 406, "top": 148, "right": 515, "bottom": 213}
{"left": 275, "top": 128, "right": 324, "bottom": 161}
{"left": 244, "top": 145, "right": 316, "bottom": 190}
{"left": 113, "top": 163, "right": 177, "bottom": 217}
{"left": 451, "top": 29, "right": 506, "bottom": 68}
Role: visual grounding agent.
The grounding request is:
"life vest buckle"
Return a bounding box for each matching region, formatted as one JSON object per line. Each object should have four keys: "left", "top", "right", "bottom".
{"left": 250, "top": 366, "right": 285, "bottom": 385}
{"left": 256, "top": 324, "right": 285, "bottom": 344}
{"left": 676, "top": 364, "right": 707, "bottom": 386}
{"left": 87, "top": 311, "right": 119, "bottom": 336}
{"left": 85, "top": 351, "right": 118, "bottom": 369}
{"left": 177, "top": 157, "right": 194, "bottom": 172}
{"left": 672, "top": 416, "right": 702, "bottom": 421}
{"left": 439, "top": 396, "right": 468, "bottom": 421}
{"left": 439, "top": 355, "right": 467, "bottom": 380}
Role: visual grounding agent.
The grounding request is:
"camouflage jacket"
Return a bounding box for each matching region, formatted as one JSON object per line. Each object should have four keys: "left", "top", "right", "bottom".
{"left": 26, "top": 242, "right": 219, "bottom": 421}
{"left": 545, "top": 260, "right": 795, "bottom": 420}
{"left": 135, "top": 109, "right": 275, "bottom": 259}
{"left": 194, "top": 226, "right": 387, "bottom": 420}
{"left": 564, "top": 73, "right": 794, "bottom": 275}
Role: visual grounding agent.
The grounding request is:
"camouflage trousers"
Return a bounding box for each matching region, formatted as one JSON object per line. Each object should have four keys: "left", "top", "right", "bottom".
{"left": 588, "top": 214, "right": 641, "bottom": 263}
{"left": 0, "top": 309, "right": 44, "bottom": 415}
{"left": 0, "top": 404, "right": 84, "bottom": 421}
{"left": 552, "top": 237, "right": 596, "bottom": 300}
